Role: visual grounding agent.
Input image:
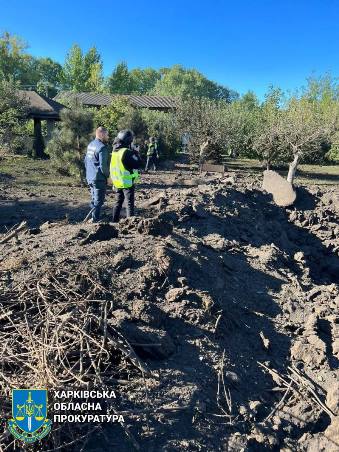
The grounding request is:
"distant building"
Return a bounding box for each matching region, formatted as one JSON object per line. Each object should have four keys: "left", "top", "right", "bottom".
{"left": 54, "top": 92, "right": 177, "bottom": 112}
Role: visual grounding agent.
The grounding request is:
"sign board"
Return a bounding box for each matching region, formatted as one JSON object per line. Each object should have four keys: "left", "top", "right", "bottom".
{"left": 200, "top": 163, "right": 225, "bottom": 174}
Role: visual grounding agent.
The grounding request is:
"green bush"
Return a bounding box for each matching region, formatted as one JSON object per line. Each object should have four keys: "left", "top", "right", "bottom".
{"left": 46, "top": 105, "right": 93, "bottom": 182}
{"left": 93, "top": 96, "right": 131, "bottom": 142}
{"left": 0, "top": 81, "right": 29, "bottom": 154}
{"left": 141, "top": 109, "right": 181, "bottom": 158}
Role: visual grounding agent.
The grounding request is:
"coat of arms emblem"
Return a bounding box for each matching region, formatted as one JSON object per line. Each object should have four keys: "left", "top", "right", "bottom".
{"left": 8, "top": 389, "right": 51, "bottom": 443}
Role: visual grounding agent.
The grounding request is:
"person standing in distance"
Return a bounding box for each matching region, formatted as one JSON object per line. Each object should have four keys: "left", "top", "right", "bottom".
{"left": 84, "top": 127, "right": 110, "bottom": 222}
{"left": 110, "top": 129, "right": 142, "bottom": 222}
{"left": 145, "top": 136, "right": 159, "bottom": 172}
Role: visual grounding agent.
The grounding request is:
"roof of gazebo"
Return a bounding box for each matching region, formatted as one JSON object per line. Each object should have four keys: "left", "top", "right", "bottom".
{"left": 19, "top": 90, "right": 66, "bottom": 120}
{"left": 54, "top": 91, "right": 177, "bottom": 111}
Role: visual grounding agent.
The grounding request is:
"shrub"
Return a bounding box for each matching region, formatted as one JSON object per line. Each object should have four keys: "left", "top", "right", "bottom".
{"left": 46, "top": 104, "right": 93, "bottom": 182}
{"left": 0, "top": 81, "right": 29, "bottom": 154}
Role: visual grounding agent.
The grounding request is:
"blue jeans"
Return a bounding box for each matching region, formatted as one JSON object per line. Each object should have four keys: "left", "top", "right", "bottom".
{"left": 89, "top": 184, "right": 106, "bottom": 222}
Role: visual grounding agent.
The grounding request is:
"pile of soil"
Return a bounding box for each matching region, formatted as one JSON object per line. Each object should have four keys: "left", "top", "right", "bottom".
{"left": 0, "top": 169, "right": 338, "bottom": 451}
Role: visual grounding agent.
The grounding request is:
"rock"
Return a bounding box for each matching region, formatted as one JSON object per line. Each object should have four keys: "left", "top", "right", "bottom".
{"left": 290, "top": 339, "right": 326, "bottom": 367}
{"left": 249, "top": 400, "right": 262, "bottom": 413}
{"left": 165, "top": 287, "right": 186, "bottom": 302}
{"left": 262, "top": 170, "right": 296, "bottom": 207}
{"left": 29, "top": 227, "right": 41, "bottom": 235}
{"left": 325, "top": 417, "right": 339, "bottom": 447}
{"left": 202, "top": 233, "right": 228, "bottom": 251}
{"left": 80, "top": 223, "right": 118, "bottom": 244}
{"left": 179, "top": 203, "right": 208, "bottom": 219}
{"left": 294, "top": 251, "right": 305, "bottom": 263}
{"left": 118, "top": 217, "right": 173, "bottom": 237}
{"left": 225, "top": 371, "right": 240, "bottom": 386}
{"left": 307, "top": 287, "right": 323, "bottom": 300}
{"left": 176, "top": 177, "right": 205, "bottom": 187}
{"left": 259, "top": 331, "right": 270, "bottom": 350}
{"left": 141, "top": 193, "right": 167, "bottom": 208}
{"left": 223, "top": 176, "right": 236, "bottom": 185}
{"left": 112, "top": 252, "right": 135, "bottom": 272}
{"left": 326, "top": 381, "right": 339, "bottom": 415}
{"left": 131, "top": 300, "right": 165, "bottom": 328}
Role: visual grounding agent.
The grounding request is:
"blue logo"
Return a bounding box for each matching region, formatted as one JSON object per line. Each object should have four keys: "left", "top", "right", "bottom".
{"left": 8, "top": 389, "right": 51, "bottom": 443}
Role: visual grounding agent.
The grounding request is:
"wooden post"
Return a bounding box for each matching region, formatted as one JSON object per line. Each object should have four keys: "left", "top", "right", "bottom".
{"left": 33, "top": 118, "right": 46, "bottom": 158}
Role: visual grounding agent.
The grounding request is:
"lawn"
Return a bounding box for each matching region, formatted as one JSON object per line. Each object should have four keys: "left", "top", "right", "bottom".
{"left": 0, "top": 155, "right": 76, "bottom": 188}
{"left": 224, "top": 158, "right": 339, "bottom": 186}
{"left": 1, "top": 155, "right": 338, "bottom": 190}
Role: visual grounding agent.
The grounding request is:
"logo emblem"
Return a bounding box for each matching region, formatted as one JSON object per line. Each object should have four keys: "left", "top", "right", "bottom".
{"left": 8, "top": 389, "right": 51, "bottom": 443}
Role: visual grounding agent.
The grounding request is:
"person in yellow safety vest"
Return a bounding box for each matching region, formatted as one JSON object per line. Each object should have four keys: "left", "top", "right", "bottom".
{"left": 110, "top": 129, "right": 142, "bottom": 222}
{"left": 145, "top": 136, "right": 159, "bottom": 172}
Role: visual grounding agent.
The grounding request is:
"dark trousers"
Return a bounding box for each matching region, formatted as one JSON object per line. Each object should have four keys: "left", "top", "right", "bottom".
{"left": 145, "top": 154, "right": 157, "bottom": 171}
{"left": 112, "top": 186, "right": 135, "bottom": 222}
{"left": 89, "top": 184, "right": 106, "bottom": 222}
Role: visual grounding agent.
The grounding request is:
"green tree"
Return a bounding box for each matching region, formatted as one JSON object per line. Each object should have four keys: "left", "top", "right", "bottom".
{"left": 153, "top": 65, "right": 236, "bottom": 101}
{"left": 282, "top": 96, "right": 338, "bottom": 183}
{"left": 176, "top": 97, "right": 230, "bottom": 162}
{"left": 46, "top": 104, "right": 94, "bottom": 181}
{"left": 106, "top": 62, "right": 132, "bottom": 94}
{"left": 83, "top": 47, "right": 103, "bottom": 92}
{"left": 107, "top": 63, "right": 161, "bottom": 95}
{"left": 0, "top": 31, "right": 31, "bottom": 84}
{"left": 141, "top": 109, "right": 180, "bottom": 157}
{"left": 0, "top": 80, "right": 29, "bottom": 154}
{"left": 35, "top": 58, "right": 63, "bottom": 96}
{"left": 61, "top": 45, "right": 103, "bottom": 92}
{"left": 93, "top": 97, "right": 131, "bottom": 140}
{"left": 118, "top": 108, "right": 147, "bottom": 139}
{"left": 251, "top": 87, "right": 285, "bottom": 168}
{"left": 129, "top": 68, "right": 161, "bottom": 94}
{"left": 239, "top": 91, "right": 260, "bottom": 111}
{"left": 251, "top": 80, "right": 339, "bottom": 181}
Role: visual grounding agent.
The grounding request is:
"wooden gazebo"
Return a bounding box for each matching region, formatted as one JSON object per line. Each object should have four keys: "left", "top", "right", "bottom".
{"left": 19, "top": 90, "right": 66, "bottom": 157}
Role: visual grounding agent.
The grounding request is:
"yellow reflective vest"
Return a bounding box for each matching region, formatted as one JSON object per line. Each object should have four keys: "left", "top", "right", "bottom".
{"left": 110, "top": 148, "right": 139, "bottom": 189}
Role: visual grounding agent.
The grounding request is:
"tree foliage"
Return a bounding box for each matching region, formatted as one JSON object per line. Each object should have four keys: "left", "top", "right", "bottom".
{"left": 1, "top": 30, "right": 338, "bottom": 177}
{"left": 0, "top": 32, "right": 30, "bottom": 83}
{"left": 141, "top": 109, "right": 181, "bottom": 157}
{"left": 46, "top": 105, "right": 94, "bottom": 181}
{"left": 61, "top": 44, "right": 103, "bottom": 92}
{"left": 0, "top": 32, "right": 62, "bottom": 96}
{"left": 153, "top": 65, "right": 237, "bottom": 102}
{"left": 93, "top": 97, "right": 132, "bottom": 140}
{"left": 0, "top": 80, "right": 29, "bottom": 154}
{"left": 106, "top": 62, "right": 161, "bottom": 94}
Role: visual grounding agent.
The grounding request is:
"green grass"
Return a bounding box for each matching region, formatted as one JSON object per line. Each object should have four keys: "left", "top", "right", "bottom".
{"left": 224, "top": 158, "right": 339, "bottom": 186}
{"left": 1, "top": 155, "right": 338, "bottom": 190}
{"left": 0, "top": 155, "right": 76, "bottom": 187}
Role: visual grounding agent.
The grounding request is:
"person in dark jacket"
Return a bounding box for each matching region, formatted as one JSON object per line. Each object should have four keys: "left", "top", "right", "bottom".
{"left": 110, "top": 129, "right": 142, "bottom": 222}
{"left": 145, "top": 136, "right": 159, "bottom": 171}
{"left": 84, "top": 127, "right": 110, "bottom": 222}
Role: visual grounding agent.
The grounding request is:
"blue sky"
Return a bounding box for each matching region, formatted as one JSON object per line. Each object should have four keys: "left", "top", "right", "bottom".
{"left": 1, "top": 0, "right": 338, "bottom": 98}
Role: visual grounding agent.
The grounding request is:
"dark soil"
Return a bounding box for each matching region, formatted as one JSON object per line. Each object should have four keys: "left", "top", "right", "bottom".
{"left": 0, "top": 163, "right": 338, "bottom": 451}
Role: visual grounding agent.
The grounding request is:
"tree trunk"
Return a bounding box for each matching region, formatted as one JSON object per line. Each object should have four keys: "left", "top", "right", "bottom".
{"left": 287, "top": 152, "right": 301, "bottom": 185}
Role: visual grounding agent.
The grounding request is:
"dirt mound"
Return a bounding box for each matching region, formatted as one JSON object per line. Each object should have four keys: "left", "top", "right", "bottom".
{"left": 0, "top": 176, "right": 338, "bottom": 451}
